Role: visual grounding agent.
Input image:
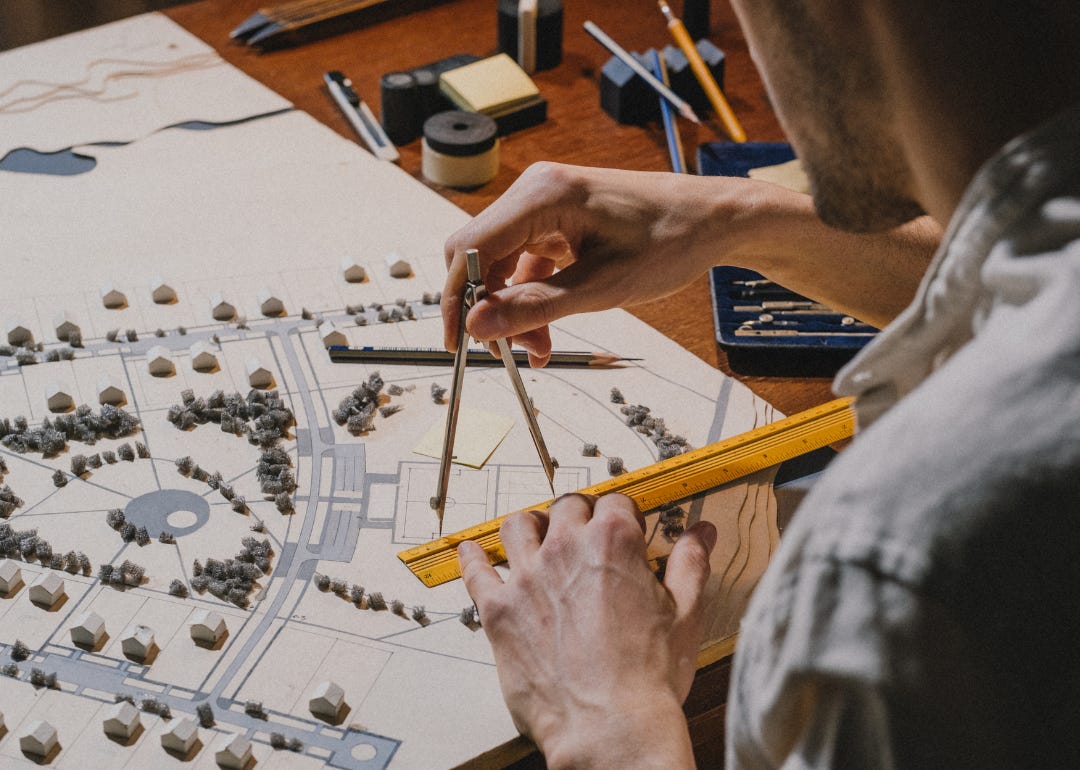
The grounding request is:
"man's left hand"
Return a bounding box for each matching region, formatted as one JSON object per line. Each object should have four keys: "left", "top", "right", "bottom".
{"left": 458, "top": 493, "right": 717, "bottom": 769}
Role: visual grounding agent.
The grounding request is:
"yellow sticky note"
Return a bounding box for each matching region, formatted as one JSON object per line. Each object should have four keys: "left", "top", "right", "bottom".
{"left": 747, "top": 158, "right": 810, "bottom": 194}
{"left": 439, "top": 53, "right": 540, "bottom": 114}
{"left": 413, "top": 407, "right": 515, "bottom": 469}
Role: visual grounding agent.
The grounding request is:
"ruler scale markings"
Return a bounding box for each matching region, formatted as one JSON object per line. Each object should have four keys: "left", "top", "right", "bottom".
{"left": 399, "top": 398, "right": 855, "bottom": 586}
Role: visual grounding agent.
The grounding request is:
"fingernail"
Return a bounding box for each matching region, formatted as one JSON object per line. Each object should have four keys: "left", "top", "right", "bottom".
{"left": 699, "top": 522, "right": 718, "bottom": 552}
{"left": 457, "top": 540, "right": 480, "bottom": 558}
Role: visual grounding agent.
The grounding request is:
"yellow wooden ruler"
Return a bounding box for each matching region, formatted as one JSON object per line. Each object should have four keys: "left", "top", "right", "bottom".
{"left": 398, "top": 397, "right": 855, "bottom": 587}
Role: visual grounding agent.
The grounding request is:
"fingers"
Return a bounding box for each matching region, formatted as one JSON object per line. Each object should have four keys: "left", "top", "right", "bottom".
{"left": 663, "top": 521, "right": 717, "bottom": 620}
{"left": 499, "top": 510, "right": 549, "bottom": 563}
{"left": 442, "top": 163, "right": 585, "bottom": 352}
{"left": 441, "top": 248, "right": 489, "bottom": 353}
{"left": 513, "top": 327, "right": 552, "bottom": 368}
{"left": 458, "top": 540, "right": 504, "bottom": 601}
{"left": 466, "top": 255, "right": 624, "bottom": 344}
{"left": 544, "top": 493, "right": 597, "bottom": 543}
{"left": 510, "top": 250, "right": 558, "bottom": 286}
{"left": 589, "top": 493, "right": 646, "bottom": 534}
{"left": 465, "top": 277, "right": 563, "bottom": 343}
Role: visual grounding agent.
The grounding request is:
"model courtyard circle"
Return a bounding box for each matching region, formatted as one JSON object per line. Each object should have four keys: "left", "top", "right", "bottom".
{"left": 124, "top": 489, "right": 210, "bottom": 537}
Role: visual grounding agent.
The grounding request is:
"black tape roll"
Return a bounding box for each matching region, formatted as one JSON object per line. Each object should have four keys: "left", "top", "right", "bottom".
{"left": 412, "top": 67, "right": 445, "bottom": 123}
{"left": 422, "top": 111, "right": 498, "bottom": 157}
{"left": 497, "top": 0, "right": 564, "bottom": 71}
{"left": 380, "top": 71, "right": 420, "bottom": 145}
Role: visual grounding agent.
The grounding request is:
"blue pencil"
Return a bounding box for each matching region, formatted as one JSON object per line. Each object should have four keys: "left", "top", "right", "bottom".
{"left": 651, "top": 49, "right": 687, "bottom": 173}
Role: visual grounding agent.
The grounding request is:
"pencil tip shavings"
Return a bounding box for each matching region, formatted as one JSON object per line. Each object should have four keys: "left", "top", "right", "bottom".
{"left": 413, "top": 407, "right": 515, "bottom": 469}
{"left": 439, "top": 53, "right": 540, "bottom": 114}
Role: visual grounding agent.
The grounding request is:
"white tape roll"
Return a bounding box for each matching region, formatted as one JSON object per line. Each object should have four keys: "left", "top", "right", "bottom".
{"left": 421, "top": 111, "right": 500, "bottom": 189}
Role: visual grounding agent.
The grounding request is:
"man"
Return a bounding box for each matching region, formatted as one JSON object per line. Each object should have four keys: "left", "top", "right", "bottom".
{"left": 441, "top": 1, "right": 1080, "bottom": 767}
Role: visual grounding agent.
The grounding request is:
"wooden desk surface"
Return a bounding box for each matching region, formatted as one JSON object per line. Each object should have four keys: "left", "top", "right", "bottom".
{"left": 163, "top": 1, "right": 836, "bottom": 765}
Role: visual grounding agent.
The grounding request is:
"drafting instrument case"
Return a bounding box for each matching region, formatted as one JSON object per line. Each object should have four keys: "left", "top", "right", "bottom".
{"left": 698, "top": 142, "right": 881, "bottom": 375}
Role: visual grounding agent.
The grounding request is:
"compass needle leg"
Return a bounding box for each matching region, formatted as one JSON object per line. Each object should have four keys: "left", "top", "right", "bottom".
{"left": 433, "top": 248, "right": 558, "bottom": 535}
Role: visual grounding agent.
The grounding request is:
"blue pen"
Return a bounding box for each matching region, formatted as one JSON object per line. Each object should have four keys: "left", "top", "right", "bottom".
{"left": 651, "top": 49, "right": 686, "bottom": 173}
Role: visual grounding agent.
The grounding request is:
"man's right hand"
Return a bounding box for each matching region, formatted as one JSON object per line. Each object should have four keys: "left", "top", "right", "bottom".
{"left": 441, "top": 162, "right": 744, "bottom": 367}
{"left": 442, "top": 161, "right": 941, "bottom": 360}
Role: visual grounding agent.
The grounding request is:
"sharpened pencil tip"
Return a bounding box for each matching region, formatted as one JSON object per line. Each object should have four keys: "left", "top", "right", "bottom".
{"left": 678, "top": 103, "right": 704, "bottom": 123}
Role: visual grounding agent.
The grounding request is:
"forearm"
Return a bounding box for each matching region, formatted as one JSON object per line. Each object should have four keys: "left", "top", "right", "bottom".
{"left": 541, "top": 699, "right": 697, "bottom": 770}
{"left": 684, "top": 178, "right": 942, "bottom": 329}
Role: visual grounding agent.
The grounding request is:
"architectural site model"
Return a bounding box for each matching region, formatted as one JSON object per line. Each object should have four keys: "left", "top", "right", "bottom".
{"left": 0, "top": 13, "right": 783, "bottom": 769}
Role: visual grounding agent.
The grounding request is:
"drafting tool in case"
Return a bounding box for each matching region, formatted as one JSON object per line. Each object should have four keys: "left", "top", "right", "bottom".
{"left": 400, "top": 396, "right": 855, "bottom": 586}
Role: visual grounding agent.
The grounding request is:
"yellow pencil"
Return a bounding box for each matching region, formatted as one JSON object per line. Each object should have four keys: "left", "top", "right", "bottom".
{"left": 657, "top": 0, "right": 746, "bottom": 143}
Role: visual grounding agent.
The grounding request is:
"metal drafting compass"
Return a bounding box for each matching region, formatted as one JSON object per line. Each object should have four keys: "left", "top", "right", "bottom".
{"left": 430, "top": 248, "right": 556, "bottom": 534}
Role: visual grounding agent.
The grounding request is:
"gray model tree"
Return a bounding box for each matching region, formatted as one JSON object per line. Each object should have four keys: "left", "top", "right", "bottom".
{"left": 106, "top": 508, "right": 125, "bottom": 530}
{"left": 10, "top": 639, "right": 31, "bottom": 661}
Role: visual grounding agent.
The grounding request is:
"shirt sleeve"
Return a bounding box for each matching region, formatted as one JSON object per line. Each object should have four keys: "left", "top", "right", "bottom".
{"left": 725, "top": 551, "right": 976, "bottom": 770}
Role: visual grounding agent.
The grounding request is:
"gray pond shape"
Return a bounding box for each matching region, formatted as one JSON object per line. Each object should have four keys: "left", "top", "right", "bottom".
{"left": 124, "top": 489, "right": 210, "bottom": 537}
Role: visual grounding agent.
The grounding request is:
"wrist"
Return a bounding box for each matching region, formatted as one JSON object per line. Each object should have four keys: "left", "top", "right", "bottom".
{"left": 540, "top": 696, "right": 695, "bottom": 770}
{"left": 707, "top": 178, "right": 820, "bottom": 276}
{"left": 658, "top": 174, "right": 805, "bottom": 278}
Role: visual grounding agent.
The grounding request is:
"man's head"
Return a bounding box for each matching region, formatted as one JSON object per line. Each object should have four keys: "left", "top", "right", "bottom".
{"left": 731, "top": 0, "right": 1080, "bottom": 233}
{"left": 731, "top": 0, "right": 923, "bottom": 233}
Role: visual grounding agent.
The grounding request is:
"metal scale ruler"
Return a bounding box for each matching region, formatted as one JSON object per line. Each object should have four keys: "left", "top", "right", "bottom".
{"left": 398, "top": 397, "right": 856, "bottom": 587}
